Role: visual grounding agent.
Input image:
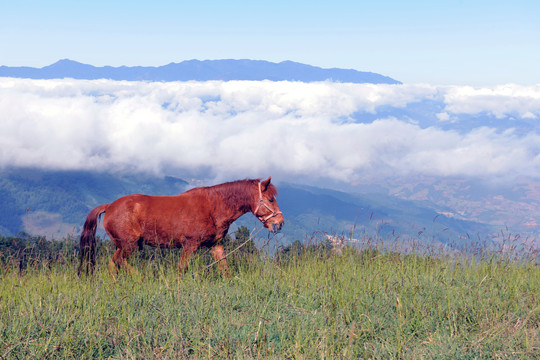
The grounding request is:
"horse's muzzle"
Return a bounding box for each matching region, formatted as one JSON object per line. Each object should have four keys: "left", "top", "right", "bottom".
{"left": 271, "top": 220, "right": 284, "bottom": 233}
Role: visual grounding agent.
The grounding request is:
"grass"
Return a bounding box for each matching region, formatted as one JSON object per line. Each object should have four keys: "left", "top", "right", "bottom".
{"left": 0, "top": 239, "right": 539, "bottom": 359}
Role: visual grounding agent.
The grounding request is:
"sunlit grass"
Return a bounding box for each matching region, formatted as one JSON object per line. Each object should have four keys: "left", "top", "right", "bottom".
{"left": 1, "top": 239, "right": 539, "bottom": 359}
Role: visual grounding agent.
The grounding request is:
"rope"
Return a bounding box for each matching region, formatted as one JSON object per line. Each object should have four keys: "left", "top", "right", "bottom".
{"left": 204, "top": 226, "right": 264, "bottom": 271}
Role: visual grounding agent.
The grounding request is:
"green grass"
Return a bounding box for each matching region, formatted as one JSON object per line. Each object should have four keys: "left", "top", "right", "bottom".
{"left": 1, "top": 244, "right": 539, "bottom": 359}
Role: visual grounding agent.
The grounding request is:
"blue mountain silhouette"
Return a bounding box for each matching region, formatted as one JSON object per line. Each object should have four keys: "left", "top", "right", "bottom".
{"left": 0, "top": 59, "right": 400, "bottom": 84}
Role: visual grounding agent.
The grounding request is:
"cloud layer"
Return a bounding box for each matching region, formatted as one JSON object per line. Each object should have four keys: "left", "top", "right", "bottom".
{"left": 1, "top": 78, "right": 539, "bottom": 183}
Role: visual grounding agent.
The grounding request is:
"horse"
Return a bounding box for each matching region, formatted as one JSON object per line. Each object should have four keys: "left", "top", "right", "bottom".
{"left": 78, "top": 177, "right": 284, "bottom": 277}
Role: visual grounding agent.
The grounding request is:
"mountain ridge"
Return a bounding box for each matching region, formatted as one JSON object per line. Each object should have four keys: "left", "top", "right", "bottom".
{"left": 0, "top": 59, "right": 401, "bottom": 84}
{"left": 0, "top": 169, "right": 491, "bottom": 250}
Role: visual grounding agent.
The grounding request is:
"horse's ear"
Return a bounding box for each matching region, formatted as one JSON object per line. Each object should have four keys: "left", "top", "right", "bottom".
{"left": 261, "top": 177, "right": 272, "bottom": 192}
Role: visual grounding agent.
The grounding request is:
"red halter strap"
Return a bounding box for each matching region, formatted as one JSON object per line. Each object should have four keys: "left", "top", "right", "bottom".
{"left": 253, "top": 182, "right": 282, "bottom": 223}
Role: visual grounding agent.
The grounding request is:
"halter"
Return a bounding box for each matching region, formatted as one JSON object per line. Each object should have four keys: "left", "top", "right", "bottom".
{"left": 253, "top": 182, "right": 282, "bottom": 223}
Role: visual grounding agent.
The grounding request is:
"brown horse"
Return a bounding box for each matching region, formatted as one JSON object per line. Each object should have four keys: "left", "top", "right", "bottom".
{"left": 78, "top": 177, "right": 284, "bottom": 276}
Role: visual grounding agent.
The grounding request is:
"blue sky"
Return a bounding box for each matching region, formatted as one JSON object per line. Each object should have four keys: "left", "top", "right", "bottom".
{"left": 1, "top": 0, "right": 539, "bottom": 85}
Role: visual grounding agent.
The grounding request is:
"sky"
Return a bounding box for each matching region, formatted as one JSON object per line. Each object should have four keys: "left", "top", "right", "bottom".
{"left": 1, "top": 0, "right": 540, "bottom": 190}
{"left": 1, "top": 0, "right": 539, "bottom": 85}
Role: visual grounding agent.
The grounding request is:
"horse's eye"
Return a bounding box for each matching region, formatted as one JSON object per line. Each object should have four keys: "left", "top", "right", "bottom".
{"left": 269, "top": 198, "right": 274, "bottom": 203}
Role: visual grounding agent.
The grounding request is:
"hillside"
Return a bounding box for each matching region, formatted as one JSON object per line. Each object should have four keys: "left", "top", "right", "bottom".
{"left": 0, "top": 169, "right": 492, "bottom": 249}
{"left": 0, "top": 169, "right": 187, "bottom": 237}
{"left": 0, "top": 59, "right": 400, "bottom": 84}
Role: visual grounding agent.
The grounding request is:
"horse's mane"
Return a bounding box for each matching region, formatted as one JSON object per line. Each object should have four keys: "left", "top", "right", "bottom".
{"left": 188, "top": 179, "right": 278, "bottom": 211}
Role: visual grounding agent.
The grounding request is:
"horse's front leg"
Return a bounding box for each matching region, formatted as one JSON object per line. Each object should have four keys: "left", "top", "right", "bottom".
{"left": 211, "top": 244, "right": 230, "bottom": 278}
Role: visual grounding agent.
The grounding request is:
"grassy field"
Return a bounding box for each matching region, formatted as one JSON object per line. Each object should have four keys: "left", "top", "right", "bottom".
{"left": 0, "top": 237, "right": 539, "bottom": 359}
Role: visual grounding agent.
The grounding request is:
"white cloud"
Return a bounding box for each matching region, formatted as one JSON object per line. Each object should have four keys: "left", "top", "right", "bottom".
{"left": 1, "top": 78, "right": 539, "bottom": 183}
{"left": 436, "top": 112, "right": 450, "bottom": 121}
{"left": 442, "top": 84, "right": 540, "bottom": 119}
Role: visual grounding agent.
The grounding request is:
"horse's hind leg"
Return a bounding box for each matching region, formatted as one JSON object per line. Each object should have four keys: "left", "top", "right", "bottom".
{"left": 108, "top": 248, "right": 123, "bottom": 277}
{"left": 107, "top": 240, "right": 141, "bottom": 279}
{"left": 211, "top": 244, "right": 230, "bottom": 278}
{"left": 103, "top": 214, "right": 143, "bottom": 279}
{"left": 178, "top": 243, "right": 197, "bottom": 274}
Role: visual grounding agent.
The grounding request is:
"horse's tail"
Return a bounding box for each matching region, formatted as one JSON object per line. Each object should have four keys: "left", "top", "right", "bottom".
{"left": 78, "top": 204, "right": 109, "bottom": 276}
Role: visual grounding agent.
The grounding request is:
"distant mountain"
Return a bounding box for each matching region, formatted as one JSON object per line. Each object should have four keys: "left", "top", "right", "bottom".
{"left": 372, "top": 176, "right": 540, "bottom": 240}
{"left": 0, "top": 169, "right": 490, "bottom": 250}
{"left": 268, "top": 183, "right": 491, "bottom": 249}
{"left": 0, "top": 59, "right": 401, "bottom": 84}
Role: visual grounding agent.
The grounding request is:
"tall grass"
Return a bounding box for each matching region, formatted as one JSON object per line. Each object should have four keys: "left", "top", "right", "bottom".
{"left": 0, "top": 237, "right": 538, "bottom": 359}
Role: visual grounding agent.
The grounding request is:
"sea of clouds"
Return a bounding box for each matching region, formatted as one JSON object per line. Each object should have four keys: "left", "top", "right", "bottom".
{"left": 1, "top": 78, "right": 539, "bottom": 184}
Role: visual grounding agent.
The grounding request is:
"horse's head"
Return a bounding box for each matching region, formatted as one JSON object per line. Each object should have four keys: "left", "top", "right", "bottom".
{"left": 252, "top": 177, "right": 284, "bottom": 233}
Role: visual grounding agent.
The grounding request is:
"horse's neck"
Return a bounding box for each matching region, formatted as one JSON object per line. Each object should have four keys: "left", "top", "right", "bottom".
{"left": 211, "top": 186, "right": 252, "bottom": 225}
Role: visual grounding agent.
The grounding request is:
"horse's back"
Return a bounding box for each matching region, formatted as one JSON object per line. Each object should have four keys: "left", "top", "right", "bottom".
{"left": 103, "top": 191, "right": 214, "bottom": 246}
